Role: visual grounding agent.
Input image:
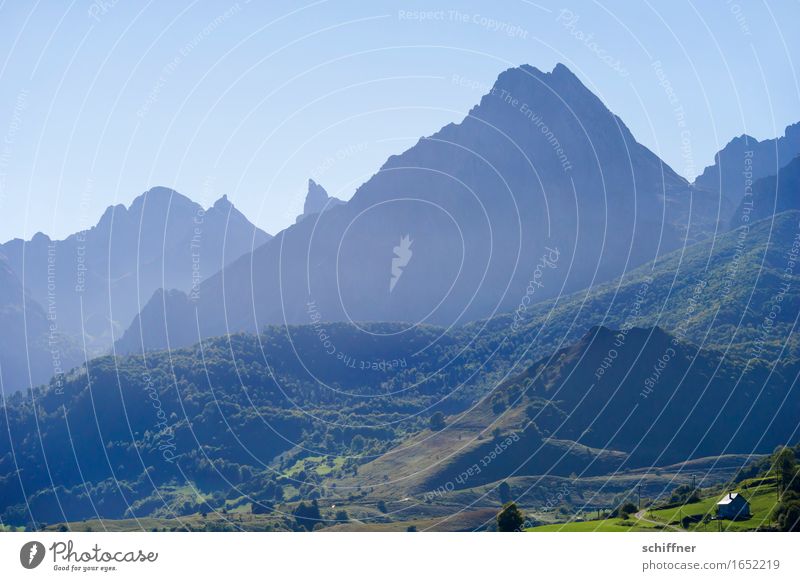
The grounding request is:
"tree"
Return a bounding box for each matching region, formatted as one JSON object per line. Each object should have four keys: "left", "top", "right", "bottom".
{"left": 774, "top": 496, "right": 800, "bottom": 531}
{"left": 498, "top": 481, "right": 512, "bottom": 504}
{"left": 252, "top": 501, "right": 273, "bottom": 515}
{"left": 376, "top": 500, "right": 388, "bottom": 513}
{"left": 669, "top": 484, "right": 700, "bottom": 505}
{"left": 429, "top": 412, "right": 446, "bottom": 431}
{"left": 293, "top": 499, "right": 323, "bottom": 531}
{"left": 491, "top": 398, "right": 507, "bottom": 414}
{"left": 334, "top": 510, "right": 349, "bottom": 522}
{"left": 612, "top": 502, "right": 638, "bottom": 519}
{"left": 773, "top": 447, "right": 798, "bottom": 496}
{"left": 496, "top": 502, "right": 525, "bottom": 532}
{"left": 351, "top": 434, "right": 366, "bottom": 452}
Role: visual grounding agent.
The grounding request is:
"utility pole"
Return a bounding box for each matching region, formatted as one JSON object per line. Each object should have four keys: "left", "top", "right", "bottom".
{"left": 638, "top": 485, "right": 642, "bottom": 510}
{"left": 692, "top": 474, "right": 696, "bottom": 490}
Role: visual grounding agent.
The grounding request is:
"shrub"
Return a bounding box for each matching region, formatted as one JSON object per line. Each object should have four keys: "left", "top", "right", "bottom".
{"left": 496, "top": 502, "right": 525, "bottom": 532}
{"left": 429, "top": 412, "right": 446, "bottom": 431}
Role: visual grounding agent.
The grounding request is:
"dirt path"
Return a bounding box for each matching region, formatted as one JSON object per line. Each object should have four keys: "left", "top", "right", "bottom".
{"left": 634, "top": 509, "right": 682, "bottom": 531}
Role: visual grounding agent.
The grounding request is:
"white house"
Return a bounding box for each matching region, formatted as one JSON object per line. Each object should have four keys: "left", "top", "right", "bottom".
{"left": 716, "top": 492, "right": 750, "bottom": 520}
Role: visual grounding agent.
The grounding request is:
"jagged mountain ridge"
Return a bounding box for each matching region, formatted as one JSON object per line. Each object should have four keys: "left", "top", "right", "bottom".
{"left": 122, "top": 63, "right": 701, "bottom": 353}
{"left": 695, "top": 121, "right": 800, "bottom": 224}
{"left": 0, "top": 187, "right": 270, "bottom": 367}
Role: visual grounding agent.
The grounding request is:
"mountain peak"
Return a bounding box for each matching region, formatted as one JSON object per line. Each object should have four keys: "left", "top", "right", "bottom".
{"left": 552, "top": 62, "right": 576, "bottom": 77}
{"left": 785, "top": 121, "right": 800, "bottom": 139}
{"left": 694, "top": 120, "right": 800, "bottom": 215}
{"left": 304, "top": 179, "right": 329, "bottom": 214}
{"left": 731, "top": 133, "right": 758, "bottom": 146}
{"left": 212, "top": 194, "right": 233, "bottom": 211}
{"left": 296, "top": 179, "right": 343, "bottom": 223}
{"left": 493, "top": 63, "right": 581, "bottom": 90}
{"left": 130, "top": 186, "right": 195, "bottom": 212}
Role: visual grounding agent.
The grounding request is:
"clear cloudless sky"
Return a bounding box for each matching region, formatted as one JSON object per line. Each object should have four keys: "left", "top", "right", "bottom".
{"left": 0, "top": 0, "right": 798, "bottom": 240}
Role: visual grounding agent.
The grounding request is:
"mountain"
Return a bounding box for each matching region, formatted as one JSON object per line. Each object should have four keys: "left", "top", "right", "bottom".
{"left": 114, "top": 288, "right": 200, "bottom": 354}
{"left": 732, "top": 155, "right": 800, "bottom": 226}
{"left": 126, "top": 63, "right": 696, "bottom": 352}
{"left": 3, "top": 212, "right": 800, "bottom": 527}
{"left": 514, "top": 325, "right": 792, "bottom": 465}
{"left": 0, "top": 211, "right": 800, "bottom": 524}
{"left": 694, "top": 122, "right": 800, "bottom": 225}
{"left": 3, "top": 320, "right": 796, "bottom": 525}
{"left": 352, "top": 325, "right": 797, "bottom": 497}
{"left": 0, "top": 323, "right": 471, "bottom": 525}
{"left": 0, "top": 187, "right": 270, "bottom": 357}
{"left": 467, "top": 208, "right": 800, "bottom": 375}
{"left": 295, "top": 179, "right": 343, "bottom": 223}
{"left": 0, "top": 254, "right": 79, "bottom": 393}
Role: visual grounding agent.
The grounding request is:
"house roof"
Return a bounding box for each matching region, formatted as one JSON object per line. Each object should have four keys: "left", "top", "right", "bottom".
{"left": 717, "top": 492, "right": 747, "bottom": 505}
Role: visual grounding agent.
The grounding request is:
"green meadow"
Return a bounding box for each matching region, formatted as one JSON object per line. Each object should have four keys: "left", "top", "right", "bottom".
{"left": 528, "top": 476, "right": 779, "bottom": 532}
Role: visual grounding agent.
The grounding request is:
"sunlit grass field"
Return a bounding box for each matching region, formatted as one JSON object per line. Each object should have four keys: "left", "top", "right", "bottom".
{"left": 528, "top": 476, "right": 779, "bottom": 532}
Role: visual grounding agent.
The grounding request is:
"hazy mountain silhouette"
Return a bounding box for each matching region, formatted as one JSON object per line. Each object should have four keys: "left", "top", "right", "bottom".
{"left": 0, "top": 187, "right": 269, "bottom": 358}
{"left": 0, "top": 254, "right": 80, "bottom": 392}
{"left": 731, "top": 155, "right": 800, "bottom": 226}
{"left": 295, "top": 179, "right": 343, "bottom": 223}
{"left": 694, "top": 122, "right": 800, "bottom": 225}
{"left": 124, "top": 63, "right": 700, "bottom": 352}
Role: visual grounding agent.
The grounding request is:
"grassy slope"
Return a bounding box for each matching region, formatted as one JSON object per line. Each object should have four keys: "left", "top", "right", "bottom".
{"left": 645, "top": 478, "right": 778, "bottom": 532}
{"left": 527, "top": 475, "right": 779, "bottom": 532}
{"left": 529, "top": 519, "right": 662, "bottom": 532}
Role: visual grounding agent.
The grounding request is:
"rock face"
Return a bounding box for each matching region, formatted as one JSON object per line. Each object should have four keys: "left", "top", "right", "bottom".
{"left": 0, "top": 187, "right": 270, "bottom": 357}
{"left": 126, "top": 63, "right": 698, "bottom": 351}
{"left": 295, "top": 179, "right": 343, "bottom": 223}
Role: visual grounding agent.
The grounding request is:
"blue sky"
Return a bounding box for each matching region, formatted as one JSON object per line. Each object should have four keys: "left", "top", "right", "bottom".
{"left": 0, "top": 0, "right": 798, "bottom": 240}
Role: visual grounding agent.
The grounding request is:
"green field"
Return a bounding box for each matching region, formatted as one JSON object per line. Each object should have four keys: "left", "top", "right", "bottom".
{"left": 285, "top": 455, "right": 346, "bottom": 477}
{"left": 644, "top": 479, "right": 779, "bottom": 532}
{"left": 528, "top": 477, "right": 780, "bottom": 532}
{"left": 528, "top": 519, "right": 662, "bottom": 532}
